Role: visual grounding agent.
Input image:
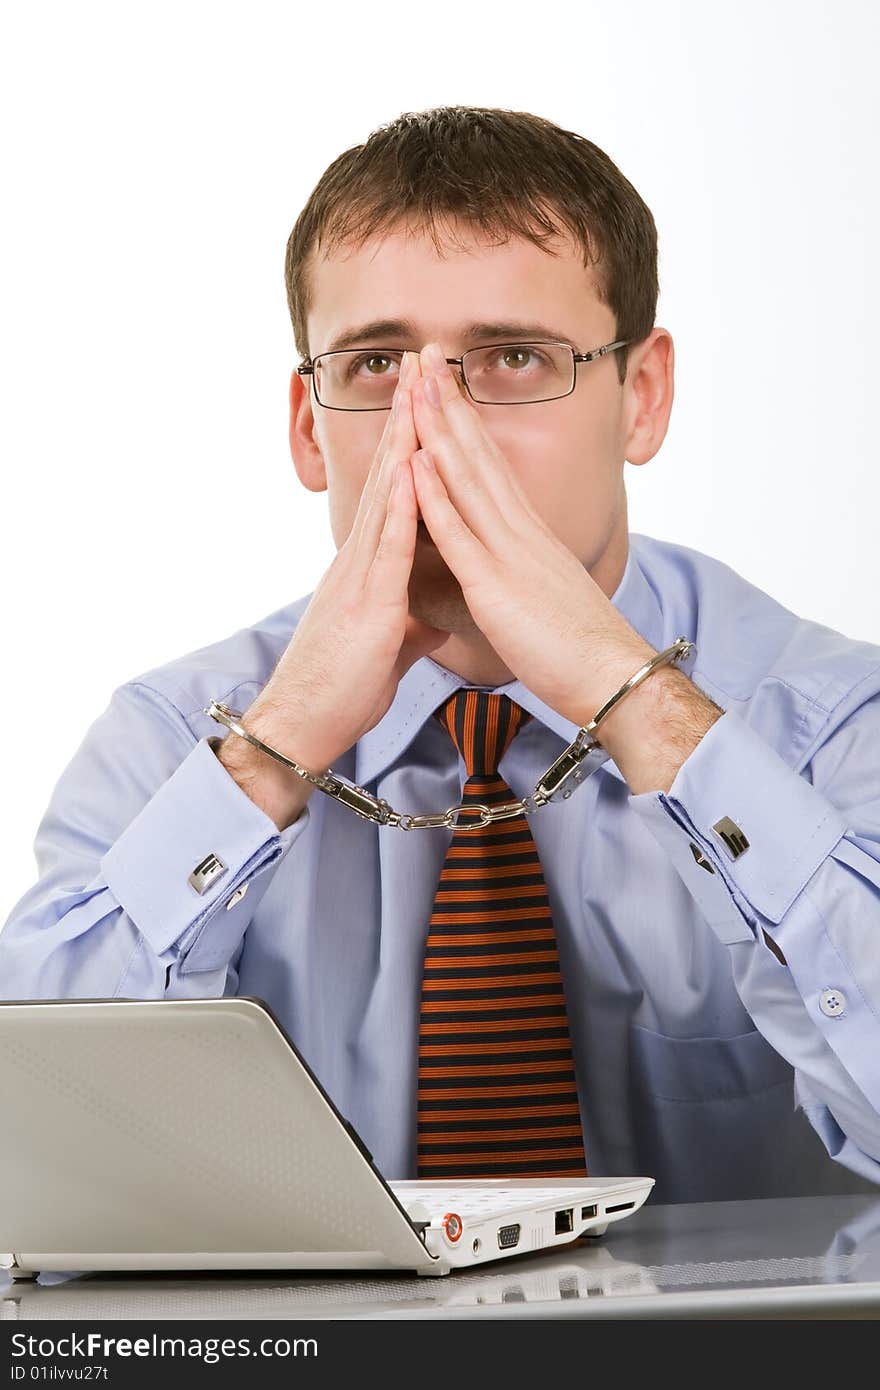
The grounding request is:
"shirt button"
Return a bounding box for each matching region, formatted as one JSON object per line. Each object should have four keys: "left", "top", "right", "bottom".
{"left": 819, "top": 988, "right": 847, "bottom": 1018}
{"left": 225, "top": 883, "right": 249, "bottom": 911}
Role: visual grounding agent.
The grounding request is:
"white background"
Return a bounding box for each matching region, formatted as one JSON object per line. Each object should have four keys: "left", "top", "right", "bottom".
{"left": 1, "top": 0, "right": 877, "bottom": 928}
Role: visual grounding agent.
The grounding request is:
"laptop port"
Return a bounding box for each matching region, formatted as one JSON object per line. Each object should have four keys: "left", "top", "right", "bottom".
{"left": 498, "top": 1223, "right": 521, "bottom": 1249}
{"left": 581, "top": 1204, "right": 597, "bottom": 1220}
{"left": 554, "top": 1208, "right": 574, "bottom": 1234}
{"left": 605, "top": 1201, "right": 635, "bottom": 1214}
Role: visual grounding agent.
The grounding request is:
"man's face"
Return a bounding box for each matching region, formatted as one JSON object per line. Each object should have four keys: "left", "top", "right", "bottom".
{"left": 290, "top": 219, "right": 670, "bottom": 640}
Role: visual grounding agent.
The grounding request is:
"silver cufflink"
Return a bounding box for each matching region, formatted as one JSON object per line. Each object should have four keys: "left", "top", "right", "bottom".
{"left": 689, "top": 842, "right": 715, "bottom": 874}
{"left": 188, "top": 851, "right": 228, "bottom": 894}
{"left": 712, "top": 816, "right": 750, "bottom": 861}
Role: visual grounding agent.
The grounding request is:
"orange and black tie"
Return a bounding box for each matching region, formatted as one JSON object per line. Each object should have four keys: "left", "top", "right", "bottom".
{"left": 416, "top": 688, "right": 588, "bottom": 1178}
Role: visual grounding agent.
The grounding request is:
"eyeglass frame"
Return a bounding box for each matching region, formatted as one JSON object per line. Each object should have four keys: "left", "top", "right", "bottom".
{"left": 296, "top": 337, "right": 632, "bottom": 410}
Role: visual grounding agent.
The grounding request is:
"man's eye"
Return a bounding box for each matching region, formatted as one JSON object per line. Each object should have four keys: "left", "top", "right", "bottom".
{"left": 493, "top": 346, "right": 548, "bottom": 371}
{"left": 348, "top": 352, "right": 400, "bottom": 379}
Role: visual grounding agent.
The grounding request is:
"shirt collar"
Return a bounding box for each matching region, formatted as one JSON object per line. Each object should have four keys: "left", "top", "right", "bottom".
{"left": 355, "top": 536, "right": 665, "bottom": 788}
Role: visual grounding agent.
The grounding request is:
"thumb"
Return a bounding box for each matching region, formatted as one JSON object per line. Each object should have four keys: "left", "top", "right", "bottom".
{"left": 396, "top": 613, "right": 448, "bottom": 674}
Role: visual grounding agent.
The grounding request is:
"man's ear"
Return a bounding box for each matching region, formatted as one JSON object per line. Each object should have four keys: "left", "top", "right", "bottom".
{"left": 289, "top": 367, "right": 328, "bottom": 493}
{"left": 622, "top": 328, "right": 674, "bottom": 468}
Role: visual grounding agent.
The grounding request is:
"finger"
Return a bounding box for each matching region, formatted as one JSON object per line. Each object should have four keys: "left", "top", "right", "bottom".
{"left": 354, "top": 383, "right": 417, "bottom": 562}
{"left": 368, "top": 349, "right": 423, "bottom": 499}
{"left": 353, "top": 347, "right": 425, "bottom": 547}
{"left": 415, "top": 346, "right": 526, "bottom": 517}
{"left": 358, "top": 349, "right": 424, "bottom": 514}
{"left": 347, "top": 357, "right": 409, "bottom": 546}
{"left": 366, "top": 456, "right": 419, "bottom": 602}
{"left": 352, "top": 356, "right": 423, "bottom": 564}
{"left": 394, "top": 611, "right": 451, "bottom": 680}
{"left": 410, "top": 449, "right": 489, "bottom": 592}
{"left": 410, "top": 375, "right": 521, "bottom": 556}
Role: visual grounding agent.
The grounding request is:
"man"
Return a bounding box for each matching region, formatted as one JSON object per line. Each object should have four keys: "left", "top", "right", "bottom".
{"left": 2, "top": 106, "right": 879, "bottom": 1202}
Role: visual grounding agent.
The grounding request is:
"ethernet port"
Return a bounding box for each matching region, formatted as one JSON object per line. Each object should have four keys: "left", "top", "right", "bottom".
{"left": 554, "top": 1208, "right": 574, "bottom": 1234}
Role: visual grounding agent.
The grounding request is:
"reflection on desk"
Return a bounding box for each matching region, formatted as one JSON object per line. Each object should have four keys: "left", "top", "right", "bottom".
{"left": 3, "top": 1195, "right": 880, "bottom": 1320}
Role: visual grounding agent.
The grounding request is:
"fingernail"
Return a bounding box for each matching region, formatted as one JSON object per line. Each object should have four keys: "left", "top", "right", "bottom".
{"left": 399, "top": 351, "right": 409, "bottom": 386}
{"left": 424, "top": 342, "right": 447, "bottom": 374}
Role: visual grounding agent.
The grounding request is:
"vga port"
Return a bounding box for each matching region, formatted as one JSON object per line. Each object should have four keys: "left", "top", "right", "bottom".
{"left": 497, "top": 1223, "right": 521, "bottom": 1249}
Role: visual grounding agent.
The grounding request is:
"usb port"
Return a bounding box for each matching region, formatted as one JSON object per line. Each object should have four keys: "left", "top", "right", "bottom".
{"left": 554, "top": 1208, "right": 574, "bottom": 1234}
{"left": 498, "top": 1223, "right": 521, "bottom": 1249}
{"left": 581, "top": 1204, "right": 597, "bottom": 1219}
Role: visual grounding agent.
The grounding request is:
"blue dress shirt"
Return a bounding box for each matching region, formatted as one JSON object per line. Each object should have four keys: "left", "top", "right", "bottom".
{"left": 2, "top": 532, "right": 880, "bottom": 1203}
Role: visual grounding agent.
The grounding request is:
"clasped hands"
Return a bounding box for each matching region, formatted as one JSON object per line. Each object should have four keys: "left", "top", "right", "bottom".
{"left": 402, "top": 340, "right": 661, "bottom": 735}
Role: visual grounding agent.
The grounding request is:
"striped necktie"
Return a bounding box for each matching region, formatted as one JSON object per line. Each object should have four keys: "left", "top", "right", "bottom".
{"left": 416, "top": 687, "right": 588, "bottom": 1178}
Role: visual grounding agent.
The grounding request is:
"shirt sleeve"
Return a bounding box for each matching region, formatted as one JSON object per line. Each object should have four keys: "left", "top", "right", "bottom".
{"left": 0, "top": 680, "right": 311, "bottom": 1002}
{"left": 627, "top": 697, "right": 880, "bottom": 1182}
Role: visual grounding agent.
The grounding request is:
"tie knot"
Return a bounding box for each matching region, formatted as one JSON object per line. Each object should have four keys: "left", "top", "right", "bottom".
{"left": 433, "top": 688, "right": 532, "bottom": 779}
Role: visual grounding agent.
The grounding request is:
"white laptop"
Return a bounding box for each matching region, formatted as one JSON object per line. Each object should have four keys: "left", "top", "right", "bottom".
{"left": 0, "top": 997, "right": 652, "bottom": 1279}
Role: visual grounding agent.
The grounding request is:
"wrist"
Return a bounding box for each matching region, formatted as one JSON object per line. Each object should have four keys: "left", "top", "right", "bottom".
{"left": 595, "top": 666, "right": 724, "bottom": 795}
{"left": 214, "top": 715, "right": 321, "bottom": 832}
{"left": 565, "top": 636, "right": 657, "bottom": 731}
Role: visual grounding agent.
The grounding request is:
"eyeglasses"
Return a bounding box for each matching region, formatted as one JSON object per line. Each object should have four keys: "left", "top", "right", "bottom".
{"left": 296, "top": 338, "right": 631, "bottom": 411}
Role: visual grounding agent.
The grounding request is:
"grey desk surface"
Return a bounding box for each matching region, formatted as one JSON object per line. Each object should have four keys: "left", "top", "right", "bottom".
{"left": 3, "top": 1194, "right": 880, "bottom": 1320}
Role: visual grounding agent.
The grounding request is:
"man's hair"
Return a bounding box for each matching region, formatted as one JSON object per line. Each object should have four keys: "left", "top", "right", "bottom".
{"left": 284, "top": 105, "right": 659, "bottom": 387}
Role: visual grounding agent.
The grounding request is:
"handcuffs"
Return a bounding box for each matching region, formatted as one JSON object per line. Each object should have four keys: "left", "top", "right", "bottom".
{"left": 206, "top": 637, "right": 696, "bottom": 832}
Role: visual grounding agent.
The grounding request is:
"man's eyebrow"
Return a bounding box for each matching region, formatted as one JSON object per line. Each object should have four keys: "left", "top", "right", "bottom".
{"left": 322, "top": 319, "right": 577, "bottom": 354}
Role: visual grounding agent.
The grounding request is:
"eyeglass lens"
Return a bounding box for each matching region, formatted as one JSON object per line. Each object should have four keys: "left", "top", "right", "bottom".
{"left": 314, "top": 343, "right": 575, "bottom": 408}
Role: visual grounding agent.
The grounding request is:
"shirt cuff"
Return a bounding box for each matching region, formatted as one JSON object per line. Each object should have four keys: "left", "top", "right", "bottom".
{"left": 101, "top": 735, "right": 311, "bottom": 960}
{"left": 627, "top": 707, "right": 849, "bottom": 945}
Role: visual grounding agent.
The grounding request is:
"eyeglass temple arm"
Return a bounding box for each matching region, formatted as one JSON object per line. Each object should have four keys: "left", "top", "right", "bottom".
{"left": 573, "top": 339, "right": 631, "bottom": 363}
